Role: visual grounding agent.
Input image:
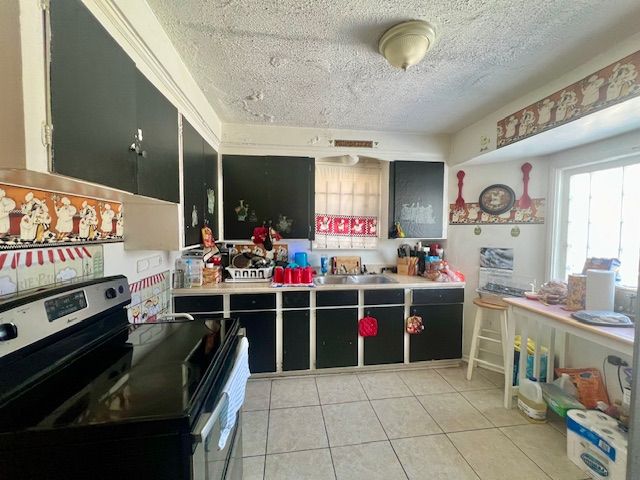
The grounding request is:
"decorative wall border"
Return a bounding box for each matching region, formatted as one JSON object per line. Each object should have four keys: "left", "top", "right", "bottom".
{"left": 449, "top": 199, "right": 545, "bottom": 225}
{"left": 0, "top": 183, "right": 123, "bottom": 249}
{"left": 497, "top": 50, "right": 640, "bottom": 148}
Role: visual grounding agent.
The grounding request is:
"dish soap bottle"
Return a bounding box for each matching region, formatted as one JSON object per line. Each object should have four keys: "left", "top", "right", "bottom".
{"left": 517, "top": 378, "right": 547, "bottom": 423}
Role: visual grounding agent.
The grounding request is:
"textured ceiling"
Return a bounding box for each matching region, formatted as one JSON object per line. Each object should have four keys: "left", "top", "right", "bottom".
{"left": 147, "top": 0, "right": 640, "bottom": 134}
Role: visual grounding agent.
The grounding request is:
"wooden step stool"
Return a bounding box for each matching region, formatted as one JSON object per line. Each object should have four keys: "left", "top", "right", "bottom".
{"left": 466, "top": 298, "right": 509, "bottom": 380}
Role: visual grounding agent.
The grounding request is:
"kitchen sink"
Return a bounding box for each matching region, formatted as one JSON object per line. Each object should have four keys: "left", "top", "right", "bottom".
{"left": 314, "top": 274, "right": 398, "bottom": 285}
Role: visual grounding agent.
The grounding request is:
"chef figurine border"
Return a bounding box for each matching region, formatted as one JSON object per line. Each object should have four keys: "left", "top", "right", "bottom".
{"left": 0, "top": 183, "right": 124, "bottom": 250}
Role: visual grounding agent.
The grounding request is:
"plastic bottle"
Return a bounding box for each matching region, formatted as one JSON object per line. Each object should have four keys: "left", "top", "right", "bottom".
{"left": 553, "top": 373, "right": 578, "bottom": 397}
{"left": 517, "top": 378, "right": 547, "bottom": 422}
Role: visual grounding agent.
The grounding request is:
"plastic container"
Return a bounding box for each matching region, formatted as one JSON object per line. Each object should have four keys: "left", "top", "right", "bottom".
{"left": 184, "top": 258, "right": 203, "bottom": 287}
{"left": 555, "top": 373, "right": 578, "bottom": 398}
{"left": 517, "top": 378, "right": 547, "bottom": 422}
{"left": 541, "top": 383, "right": 584, "bottom": 417}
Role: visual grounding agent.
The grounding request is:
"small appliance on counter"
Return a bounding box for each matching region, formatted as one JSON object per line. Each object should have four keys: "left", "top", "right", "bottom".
{"left": 0, "top": 277, "right": 246, "bottom": 480}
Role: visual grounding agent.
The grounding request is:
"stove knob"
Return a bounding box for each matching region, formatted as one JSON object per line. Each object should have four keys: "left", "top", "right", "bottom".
{"left": 0, "top": 323, "right": 18, "bottom": 342}
{"left": 105, "top": 287, "right": 118, "bottom": 299}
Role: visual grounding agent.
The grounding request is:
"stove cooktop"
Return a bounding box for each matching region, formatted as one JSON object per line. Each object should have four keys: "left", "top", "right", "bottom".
{"left": 0, "top": 317, "right": 236, "bottom": 432}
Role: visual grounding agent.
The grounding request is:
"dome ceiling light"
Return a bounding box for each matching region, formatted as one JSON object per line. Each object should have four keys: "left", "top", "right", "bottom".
{"left": 378, "top": 20, "right": 437, "bottom": 71}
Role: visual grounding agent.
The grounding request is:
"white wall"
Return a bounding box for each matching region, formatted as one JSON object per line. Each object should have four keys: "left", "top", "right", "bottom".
{"left": 445, "top": 158, "right": 549, "bottom": 360}
{"left": 102, "top": 243, "right": 179, "bottom": 282}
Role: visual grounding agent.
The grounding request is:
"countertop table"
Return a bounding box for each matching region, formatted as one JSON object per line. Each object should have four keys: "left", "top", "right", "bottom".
{"left": 503, "top": 297, "right": 634, "bottom": 408}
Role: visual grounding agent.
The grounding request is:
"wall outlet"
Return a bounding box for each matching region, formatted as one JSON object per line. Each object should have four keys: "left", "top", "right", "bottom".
{"left": 136, "top": 255, "right": 162, "bottom": 273}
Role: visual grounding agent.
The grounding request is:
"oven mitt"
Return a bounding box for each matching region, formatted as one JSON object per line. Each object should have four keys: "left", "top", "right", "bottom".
{"left": 406, "top": 315, "right": 424, "bottom": 334}
{"left": 358, "top": 316, "right": 378, "bottom": 337}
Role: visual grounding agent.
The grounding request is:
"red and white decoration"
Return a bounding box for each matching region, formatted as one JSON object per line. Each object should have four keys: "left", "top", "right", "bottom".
{"left": 0, "top": 245, "right": 103, "bottom": 297}
{"left": 127, "top": 271, "right": 170, "bottom": 325}
{"left": 314, "top": 162, "right": 381, "bottom": 249}
{"left": 315, "top": 214, "right": 378, "bottom": 249}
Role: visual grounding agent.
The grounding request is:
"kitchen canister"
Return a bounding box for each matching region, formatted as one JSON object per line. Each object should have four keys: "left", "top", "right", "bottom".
{"left": 585, "top": 269, "right": 616, "bottom": 311}
{"left": 566, "top": 274, "right": 587, "bottom": 311}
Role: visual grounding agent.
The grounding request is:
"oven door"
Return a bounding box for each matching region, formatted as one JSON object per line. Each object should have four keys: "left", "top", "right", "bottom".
{"left": 191, "top": 328, "right": 246, "bottom": 480}
{"left": 192, "top": 402, "right": 242, "bottom": 480}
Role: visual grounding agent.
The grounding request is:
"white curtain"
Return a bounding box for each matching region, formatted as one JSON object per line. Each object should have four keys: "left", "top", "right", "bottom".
{"left": 313, "top": 162, "right": 380, "bottom": 249}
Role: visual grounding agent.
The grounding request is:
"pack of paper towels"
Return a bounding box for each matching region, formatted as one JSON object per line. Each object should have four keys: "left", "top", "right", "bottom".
{"left": 567, "top": 409, "right": 627, "bottom": 479}
{"left": 586, "top": 269, "right": 616, "bottom": 311}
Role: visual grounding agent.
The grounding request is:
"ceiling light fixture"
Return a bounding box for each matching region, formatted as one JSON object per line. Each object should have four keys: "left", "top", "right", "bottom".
{"left": 378, "top": 20, "right": 437, "bottom": 71}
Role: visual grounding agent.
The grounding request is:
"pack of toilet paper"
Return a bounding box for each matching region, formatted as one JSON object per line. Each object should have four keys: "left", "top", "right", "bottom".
{"left": 566, "top": 410, "right": 627, "bottom": 480}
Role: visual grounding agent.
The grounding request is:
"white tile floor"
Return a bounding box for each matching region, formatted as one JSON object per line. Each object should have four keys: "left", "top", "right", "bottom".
{"left": 242, "top": 365, "right": 588, "bottom": 480}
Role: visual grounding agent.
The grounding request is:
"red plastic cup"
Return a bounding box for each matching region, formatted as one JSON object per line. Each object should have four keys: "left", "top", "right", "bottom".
{"left": 284, "top": 267, "right": 293, "bottom": 284}
{"left": 273, "top": 266, "right": 284, "bottom": 283}
{"left": 292, "top": 267, "right": 302, "bottom": 284}
{"left": 302, "top": 266, "right": 314, "bottom": 284}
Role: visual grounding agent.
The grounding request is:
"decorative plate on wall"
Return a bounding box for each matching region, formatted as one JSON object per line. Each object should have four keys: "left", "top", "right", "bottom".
{"left": 478, "top": 184, "right": 516, "bottom": 215}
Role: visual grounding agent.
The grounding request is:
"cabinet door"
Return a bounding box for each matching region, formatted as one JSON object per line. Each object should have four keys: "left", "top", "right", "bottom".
{"left": 235, "top": 311, "right": 276, "bottom": 373}
{"left": 182, "top": 118, "right": 205, "bottom": 247}
{"left": 364, "top": 306, "right": 405, "bottom": 365}
{"left": 265, "top": 156, "right": 314, "bottom": 239}
{"left": 222, "top": 155, "right": 314, "bottom": 240}
{"left": 316, "top": 308, "right": 358, "bottom": 368}
{"left": 203, "top": 141, "right": 219, "bottom": 236}
{"left": 283, "top": 310, "right": 310, "bottom": 371}
{"left": 409, "top": 304, "right": 463, "bottom": 362}
{"left": 135, "top": 71, "right": 179, "bottom": 203}
{"left": 388, "top": 161, "right": 444, "bottom": 238}
{"left": 50, "top": 0, "right": 137, "bottom": 192}
{"left": 222, "top": 155, "right": 269, "bottom": 240}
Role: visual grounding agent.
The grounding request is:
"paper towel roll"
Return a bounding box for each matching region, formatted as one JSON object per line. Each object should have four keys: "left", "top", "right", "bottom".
{"left": 586, "top": 269, "right": 616, "bottom": 311}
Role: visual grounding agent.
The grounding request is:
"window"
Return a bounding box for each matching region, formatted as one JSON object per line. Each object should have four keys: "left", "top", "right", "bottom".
{"left": 313, "top": 159, "right": 381, "bottom": 249}
{"left": 560, "top": 160, "right": 640, "bottom": 287}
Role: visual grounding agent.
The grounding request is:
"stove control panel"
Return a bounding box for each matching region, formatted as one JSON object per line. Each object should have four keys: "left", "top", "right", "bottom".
{"left": 0, "top": 276, "right": 130, "bottom": 358}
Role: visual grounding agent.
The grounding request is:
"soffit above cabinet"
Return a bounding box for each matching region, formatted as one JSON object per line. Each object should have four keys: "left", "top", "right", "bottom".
{"left": 463, "top": 95, "right": 640, "bottom": 165}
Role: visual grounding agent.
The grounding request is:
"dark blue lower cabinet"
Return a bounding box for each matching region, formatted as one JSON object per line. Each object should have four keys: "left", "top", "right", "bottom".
{"left": 409, "top": 304, "right": 463, "bottom": 362}
{"left": 316, "top": 308, "right": 358, "bottom": 368}
{"left": 364, "top": 306, "right": 404, "bottom": 365}
{"left": 235, "top": 311, "right": 276, "bottom": 373}
{"left": 283, "top": 310, "right": 310, "bottom": 371}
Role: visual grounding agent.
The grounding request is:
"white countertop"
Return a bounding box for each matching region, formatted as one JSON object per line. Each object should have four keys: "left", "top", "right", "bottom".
{"left": 172, "top": 273, "right": 465, "bottom": 295}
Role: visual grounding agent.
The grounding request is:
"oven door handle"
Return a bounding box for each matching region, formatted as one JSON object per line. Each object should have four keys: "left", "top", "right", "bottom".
{"left": 193, "top": 399, "right": 225, "bottom": 445}
{"left": 192, "top": 328, "right": 246, "bottom": 446}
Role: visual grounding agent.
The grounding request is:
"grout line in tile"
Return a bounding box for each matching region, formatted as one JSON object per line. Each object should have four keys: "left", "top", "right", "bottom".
{"left": 313, "top": 377, "right": 338, "bottom": 480}
{"left": 496, "top": 425, "right": 558, "bottom": 480}
{"left": 442, "top": 428, "right": 487, "bottom": 480}
{"left": 354, "top": 374, "right": 410, "bottom": 480}
{"left": 263, "top": 381, "right": 272, "bottom": 479}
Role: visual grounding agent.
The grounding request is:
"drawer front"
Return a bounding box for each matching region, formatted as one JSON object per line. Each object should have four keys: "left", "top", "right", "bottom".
{"left": 230, "top": 293, "right": 276, "bottom": 311}
{"left": 412, "top": 288, "right": 464, "bottom": 305}
{"left": 283, "top": 291, "right": 310, "bottom": 309}
{"left": 363, "top": 289, "right": 405, "bottom": 305}
{"left": 174, "top": 295, "right": 223, "bottom": 313}
{"left": 316, "top": 290, "right": 358, "bottom": 307}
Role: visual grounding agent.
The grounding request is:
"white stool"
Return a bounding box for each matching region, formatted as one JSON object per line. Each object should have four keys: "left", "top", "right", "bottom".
{"left": 466, "top": 298, "right": 509, "bottom": 380}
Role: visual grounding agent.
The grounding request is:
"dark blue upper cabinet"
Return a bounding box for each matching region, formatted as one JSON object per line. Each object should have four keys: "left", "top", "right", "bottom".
{"left": 388, "top": 161, "right": 445, "bottom": 239}
{"left": 222, "top": 155, "right": 314, "bottom": 240}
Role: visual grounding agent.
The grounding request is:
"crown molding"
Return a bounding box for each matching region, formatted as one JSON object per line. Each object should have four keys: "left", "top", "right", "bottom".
{"left": 86, "top": 0, "right": 221, "bottom": 149}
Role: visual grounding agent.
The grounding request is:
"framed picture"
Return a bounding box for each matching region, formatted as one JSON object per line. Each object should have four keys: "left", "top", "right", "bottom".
{"left": 479, "top": 184, "right": 516, "bottom": 215}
